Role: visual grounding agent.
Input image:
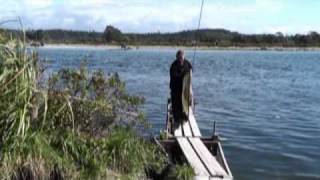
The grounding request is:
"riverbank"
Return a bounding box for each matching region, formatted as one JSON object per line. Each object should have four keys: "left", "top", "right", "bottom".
{"left": 42, "top": 43, "right": 320, "bottom": 51}
{"left": 0, "top": 33, "right": 169, "bottom": 179}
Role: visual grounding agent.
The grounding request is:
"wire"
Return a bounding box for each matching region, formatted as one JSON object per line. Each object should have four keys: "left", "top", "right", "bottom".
{"left": 187, "top": 0, "right": 205, "bottom": 121}
{"left": 192, "top": 0, "right": 205, "bottom": 71}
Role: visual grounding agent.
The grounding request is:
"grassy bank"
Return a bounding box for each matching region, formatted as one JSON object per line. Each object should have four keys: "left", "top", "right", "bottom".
{"left": 0, "top": 31, "right": 170, "bottom": 179}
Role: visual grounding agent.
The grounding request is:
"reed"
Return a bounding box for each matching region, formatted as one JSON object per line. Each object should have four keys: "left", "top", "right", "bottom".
{"left": 0, "top": 37, "right": 38, "bottom": 143}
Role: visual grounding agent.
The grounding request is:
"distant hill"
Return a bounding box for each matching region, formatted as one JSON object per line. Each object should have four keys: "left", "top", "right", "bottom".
{"left": 2, "top": 26, "right": 320, "bottom": 47}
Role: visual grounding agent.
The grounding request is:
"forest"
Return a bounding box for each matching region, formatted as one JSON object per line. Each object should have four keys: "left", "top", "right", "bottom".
{"left": 3, "top": 25, "right": 320, "bottom": 47}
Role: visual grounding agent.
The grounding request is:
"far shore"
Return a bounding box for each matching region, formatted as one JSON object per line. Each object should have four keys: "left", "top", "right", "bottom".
{"left": 40, "top": 43, "right": 320, "bottom": 52}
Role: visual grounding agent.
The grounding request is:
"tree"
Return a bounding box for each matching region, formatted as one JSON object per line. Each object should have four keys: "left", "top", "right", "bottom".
{"left": 103, "top": 25, "right": 124, "bottom": 42}
{"left": 274, "top": 32, "right": 286, "bottom": 44}
{"left": 309, "top": 31, "right": 320, "bottom": 41}
{"left": 275, "top": 32, "right": 284, "bottom": 37}
{"left": 35, "top": 30, "right": 44, "bottom": 41}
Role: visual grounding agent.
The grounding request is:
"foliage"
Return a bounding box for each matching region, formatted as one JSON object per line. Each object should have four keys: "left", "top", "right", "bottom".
{"left": 24, "top": 29, "right": 103, "bottom": 44}
{"left": 4, "top": 26, "right": 320, "bottom": 47}
{"left": 0, "top": 38, "right": 39, "bottom": 144}
{"left": 103, "top": 25, "right": 128, "bottom": 43}
{"left": 46, "top": 67, "right": 146, "bottom": 136}
{"left": 174, "top": 164, "right": 195, "bottom": 180}
{"left": 104, "top": 127, "right": 166, "bottom": 175}
{"left": 0, "top": 30, "right": 8, "bottom": 43}
{"left": 0, "top": 33, "right": 167, "bottom": 179}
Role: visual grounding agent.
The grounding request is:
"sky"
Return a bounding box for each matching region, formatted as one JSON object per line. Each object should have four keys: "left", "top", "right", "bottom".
{"left": 0, "top": 0, "right": 319, "bottom": 34}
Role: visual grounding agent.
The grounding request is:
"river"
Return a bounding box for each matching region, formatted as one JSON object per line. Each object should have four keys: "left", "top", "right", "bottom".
{"left": 38, "top": 46, "right": 320, "bottom": 180}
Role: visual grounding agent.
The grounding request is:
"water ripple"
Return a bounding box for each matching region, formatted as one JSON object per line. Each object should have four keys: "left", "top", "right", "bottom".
{"left": 39, "top": 47, "right": 320, "bottom": 180}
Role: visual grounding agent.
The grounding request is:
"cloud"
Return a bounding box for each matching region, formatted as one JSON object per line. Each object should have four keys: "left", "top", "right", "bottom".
{"left": 25, "top": 0, "right": 54, "bottom": 9}
{"left": 0, "top": 0, "right": 318, "bottom": 34}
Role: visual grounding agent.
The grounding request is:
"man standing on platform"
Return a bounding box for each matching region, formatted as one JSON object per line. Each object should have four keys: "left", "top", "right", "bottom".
{"left": 170, "top": 50, "right": 193, "bottom": 129}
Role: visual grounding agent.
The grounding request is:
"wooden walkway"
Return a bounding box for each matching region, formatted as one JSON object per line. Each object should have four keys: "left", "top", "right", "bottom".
{"left": 169, "top": 102, "right": 232, "bottom": 179}
{"left": 174, "top": 107, "right": 201, "bottom": 137}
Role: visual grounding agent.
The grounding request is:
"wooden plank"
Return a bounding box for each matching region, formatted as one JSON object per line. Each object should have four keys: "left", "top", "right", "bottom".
{"left": 170, "top": 101, "right": 192, "bottom": 137}
{"left": 176, "top": 138, "right": 210, "bottom": 177}
{"left": 194, "top": 176, "right": 210, "bottom": 180}
{"left": 174, "top": 124, "right": 183, "bottom": 136}
{"left": 210, "top": 177, "right": 233, "bottom": 180}
{"left": 189, "top": 138, "right": 228, "bottom": 177}
{"left": 188, "top": 107, "right": 202, "bottom": 137}
{"left": 182, "top": 120, "right": 192, "bottom": 136}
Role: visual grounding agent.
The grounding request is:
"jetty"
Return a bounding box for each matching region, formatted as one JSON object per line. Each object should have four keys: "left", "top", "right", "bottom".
{"left": 158, "top": 99, "right": 233, "bottom": 179}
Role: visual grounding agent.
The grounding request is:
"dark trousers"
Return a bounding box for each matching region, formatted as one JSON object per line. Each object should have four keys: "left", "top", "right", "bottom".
{"left": 171, "top": 90, "right": 187, "bottom": 127}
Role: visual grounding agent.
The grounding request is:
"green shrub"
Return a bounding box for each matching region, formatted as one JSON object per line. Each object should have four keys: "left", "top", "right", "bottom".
{"left": 0, "top": 32, "right": 167, "bottom": 179}
{"left": 104, "top": 127, "right": 166, "bottom": 175}
{"left": 174, "top": 164, "right": 195, "bottom": 180}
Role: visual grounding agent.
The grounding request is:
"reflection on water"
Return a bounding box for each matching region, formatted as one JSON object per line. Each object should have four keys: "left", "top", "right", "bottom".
{"left": 39, "top": 47, "right": 320, "bottom": 180}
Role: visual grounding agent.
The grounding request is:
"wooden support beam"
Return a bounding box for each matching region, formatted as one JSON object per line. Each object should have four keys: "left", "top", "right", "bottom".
{"left": 188, "top": 107, "right": 202, "bottom": 137}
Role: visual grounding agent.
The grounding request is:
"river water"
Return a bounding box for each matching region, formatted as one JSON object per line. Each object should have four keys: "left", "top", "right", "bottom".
{"left": 38, "top": 47, "right": 320, "bottom": 180}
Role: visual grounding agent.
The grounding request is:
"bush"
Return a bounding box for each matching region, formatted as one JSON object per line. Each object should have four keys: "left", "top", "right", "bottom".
{"left": 0, "top": 32, "right": 166, "bottom": 179}
{"left": 174, "top": 164, "right": 195, "bottom": 180}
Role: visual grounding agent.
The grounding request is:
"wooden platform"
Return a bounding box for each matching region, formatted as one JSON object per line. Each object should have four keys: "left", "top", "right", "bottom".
{"left": 167, "top": 99, "right": 233, "bottom": 179}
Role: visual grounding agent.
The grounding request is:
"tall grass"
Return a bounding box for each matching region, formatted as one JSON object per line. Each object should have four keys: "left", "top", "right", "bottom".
{"left": 174, "top": 164, "right": 195, "bottom": 180}
{"left": 0, "top": 31, "right": 167, "bottom": 179}
{"left": 0, "top": 33, "right": 61, "bottom": 179}
{"left": 0, "top": 37, "right": 38, "bottom": 143}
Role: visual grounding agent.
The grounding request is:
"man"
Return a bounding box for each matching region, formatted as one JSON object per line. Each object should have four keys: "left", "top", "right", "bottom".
{"left": 170, "top": 50, "right": 193, "bottom": 128}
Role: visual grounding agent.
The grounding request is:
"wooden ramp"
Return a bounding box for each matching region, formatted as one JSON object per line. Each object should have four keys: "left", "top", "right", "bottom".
{"left": 174, "top": 107, "right": 201, "bottom": 137}
{"left": 169, "top": 101, "right": 232, "bottom": 179}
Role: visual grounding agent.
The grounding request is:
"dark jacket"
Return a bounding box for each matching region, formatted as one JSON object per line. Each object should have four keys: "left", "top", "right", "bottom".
{"left": 169, "top": 59, "right": 192, "bottom": 123}
{"left": 170, "top": 59, "right": 192, "bottom": 93}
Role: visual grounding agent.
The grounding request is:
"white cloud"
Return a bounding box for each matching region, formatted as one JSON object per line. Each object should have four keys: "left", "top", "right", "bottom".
{"left": 0, "top": 0, "right": 318, "bottom": 34}
{"left": 24, "top": 0, "right": 54, "bottom": 9}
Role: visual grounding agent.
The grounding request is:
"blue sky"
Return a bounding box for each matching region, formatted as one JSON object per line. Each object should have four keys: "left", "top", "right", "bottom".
{"left": 0, "top": 0, "right": 319, "bottom": 34}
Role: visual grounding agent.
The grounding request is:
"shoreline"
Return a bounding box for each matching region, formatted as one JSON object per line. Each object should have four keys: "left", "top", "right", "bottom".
{"left": 40, "top": 43, "right": 320, "bottom": 51}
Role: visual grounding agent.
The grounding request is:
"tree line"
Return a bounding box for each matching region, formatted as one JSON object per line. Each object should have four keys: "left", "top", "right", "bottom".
{"left": 3, "top": 25, "right": 320, "bottom": 47}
